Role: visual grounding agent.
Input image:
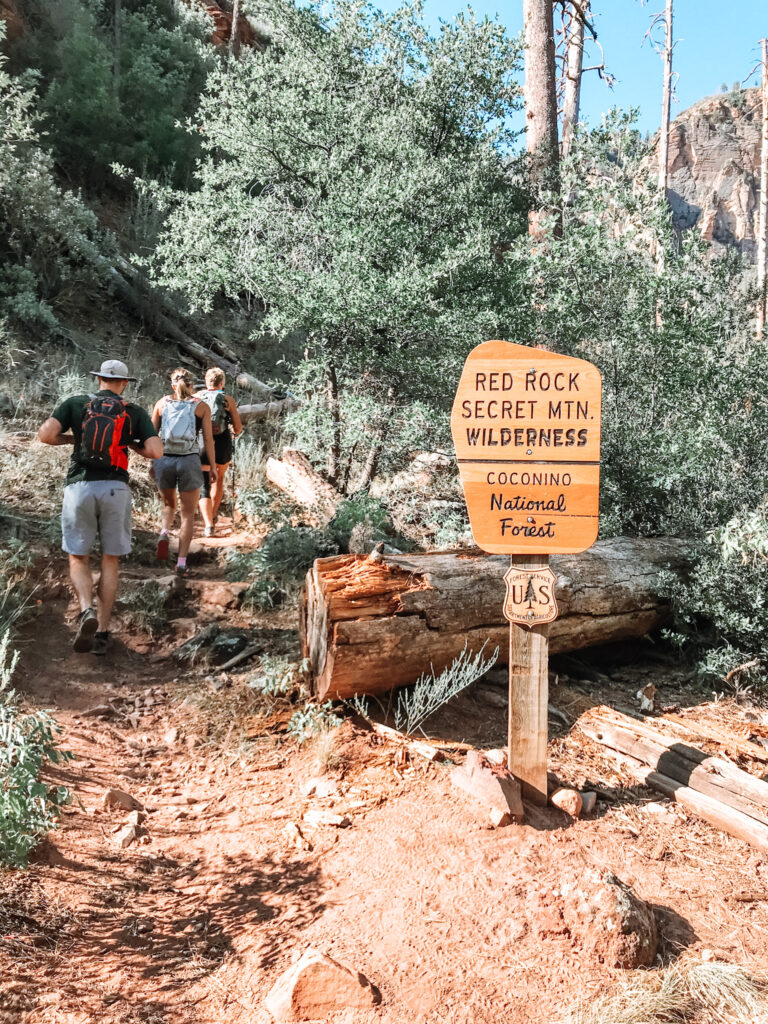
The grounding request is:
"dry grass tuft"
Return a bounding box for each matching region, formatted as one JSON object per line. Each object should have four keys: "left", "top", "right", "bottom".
{"left": 684, "top": 960, "right": 768, "bottom": 1024}
{"left": 179, "top": 680, "right": 283, "bottom": 760}
{"left": 565, "top": 971, "right": 684, "bottom": 1024}
{"left": 308, "top": 725, "right": 344, "bottom": 773}
{"left": 563, "top": 957, "right": 768, "bottom": 1024}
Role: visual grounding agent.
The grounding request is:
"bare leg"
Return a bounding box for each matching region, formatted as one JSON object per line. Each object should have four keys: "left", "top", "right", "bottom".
{"left": 68, "top": 555, "right": 93, "bottom": 612}
{"left": 160, "top": 488, "right": 177, "bottom": 533}
{"left": 199, "top": 486, "right": 214, "bottom": 529}
{"left": 178, "top": 490, "right": 200, "bottom": 558}
{"left": 96, "top": 554, "right": 120, "bottom": 632}
{"left": 212, "top": 463, "right": 229, "bottom": 520}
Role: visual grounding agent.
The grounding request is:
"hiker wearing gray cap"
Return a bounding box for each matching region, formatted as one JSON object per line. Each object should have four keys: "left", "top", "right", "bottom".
{"left": 38, "top": 359, "right": 162, "bottom": 655}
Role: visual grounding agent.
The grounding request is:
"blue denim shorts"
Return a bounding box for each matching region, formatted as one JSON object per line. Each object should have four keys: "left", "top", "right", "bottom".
{"left": 61, "top": 480, "right": 132, "bottom": 556}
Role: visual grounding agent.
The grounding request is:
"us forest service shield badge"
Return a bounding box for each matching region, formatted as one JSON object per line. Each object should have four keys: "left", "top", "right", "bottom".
{"left": 503, "top": 565, "right": 559, "bottom": 627}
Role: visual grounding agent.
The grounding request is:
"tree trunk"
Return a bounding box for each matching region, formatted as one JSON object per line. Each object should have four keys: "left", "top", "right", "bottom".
{"left": 266, "top": 448, "right": 341, "bottom": 525}
{"left": 326, "top": 361, "right": 341, "bottom": 486}
{"left": 96, "top": 258, "right": 271, "bottom": 395}
{"left": 114, "top": 255, "right": 244, "bottom": 368}
{"left": 561, "top": 2, "right": 585, "bottom": 158}
{"left": 757, "top": 38, "right": 768, "bottom": 338}
{"left": 238, "top": 397, "right": 301, "bottom": 424}
{"left": 114, "top": 0, "right": 122, "bottom": 92}
{"left": 523, "top": 0, "right": 560, "bottom": 236}
{"left": 229, "top": 0, "right": 241, "bottom": 58}
{"left": 300, "top": 537, "right": 690, "bottom": 701}
{"left": 658, "top": 0, "right": 673, "bottom": 194}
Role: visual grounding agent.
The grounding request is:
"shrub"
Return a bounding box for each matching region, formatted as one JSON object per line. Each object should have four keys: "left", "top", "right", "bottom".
{"left": 394, "top": 643, "right": 499, "bottom": 736}
{"left": 0, "top": 27, "right": 107, "bottom": 329}
{"left": 664, "top": 505, "right": 768, "bottom": 688}
{"left": 232, "top": 526, "right": 336, "bottom": 610}
{"left": 248, "top": 655, "right": 297, "bottom": 698}
{"left": 287, "top": 701, "right": 341, "bottom": 744}
{"left": 0, "top": 632, "right": 73, "bottom": 867}
{"left": 327, "top": 494, "right": 393, "bottom": 551}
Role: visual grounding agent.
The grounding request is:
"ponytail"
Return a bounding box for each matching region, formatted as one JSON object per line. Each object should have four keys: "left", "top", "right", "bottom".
{"left": 170, "top": 368, "right": 194, "bottom": 400}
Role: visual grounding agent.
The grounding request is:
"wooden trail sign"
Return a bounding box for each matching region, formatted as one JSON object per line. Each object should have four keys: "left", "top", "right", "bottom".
{"left": 451, "top": 340, "right": 601, "bottom": 555}
{"left": 451, "top": 341, "right": 602, "bottom": 805}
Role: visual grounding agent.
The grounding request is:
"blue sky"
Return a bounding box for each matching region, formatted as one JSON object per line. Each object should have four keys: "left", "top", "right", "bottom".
{"left": 377, "top": 0, "right": 767, "bottom": 135}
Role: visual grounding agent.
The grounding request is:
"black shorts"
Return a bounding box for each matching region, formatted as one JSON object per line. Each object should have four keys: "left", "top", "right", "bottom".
{"left": 201, "top": 431, "right": 233, "bottom": 469}
{"left": 200, "top": 432, "right": 233, "bottom": 498}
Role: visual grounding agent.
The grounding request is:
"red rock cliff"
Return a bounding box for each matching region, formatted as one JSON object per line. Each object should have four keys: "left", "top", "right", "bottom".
{"left": 664, "top": 88, "right": 761, "bottom": 259}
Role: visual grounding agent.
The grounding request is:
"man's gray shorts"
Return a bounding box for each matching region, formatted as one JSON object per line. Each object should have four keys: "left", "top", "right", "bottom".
{"left": 155, "top": 453, "right": 204, "bottom": 492}
{"left": 62, "top": 480, "right": 132, "bottom": 557}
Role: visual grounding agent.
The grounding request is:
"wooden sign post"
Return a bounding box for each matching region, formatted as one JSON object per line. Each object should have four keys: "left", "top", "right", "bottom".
{"left": 451, "top": 341, "right": 602, "bottom": 804}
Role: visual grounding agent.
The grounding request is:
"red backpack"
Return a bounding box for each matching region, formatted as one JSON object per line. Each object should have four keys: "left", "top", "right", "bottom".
{"left": 80, "top": 394, "right": 129, "bottom": 471}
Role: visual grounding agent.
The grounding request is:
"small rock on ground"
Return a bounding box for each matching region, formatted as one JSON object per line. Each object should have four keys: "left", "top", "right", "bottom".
{"left": 265, "top": 947, "right": 379, "bottom": 1021}
{"left": 102, "top": 788, "right": 143, "bottom": 812}
{"left": 559, "top": 869, "right": 658, "bottom": 968}
{"left": 550, "top": 788, "right": 583, "bottom": 818}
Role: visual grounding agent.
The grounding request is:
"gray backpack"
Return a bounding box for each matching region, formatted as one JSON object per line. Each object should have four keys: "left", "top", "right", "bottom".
{"left": 161, "top": 398, "right": 198, "bottom": 455}
{"left": 199, "top": 389, "right": 228, "bottom": 434}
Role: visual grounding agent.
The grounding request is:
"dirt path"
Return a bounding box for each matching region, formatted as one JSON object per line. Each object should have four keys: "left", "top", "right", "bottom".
{"left": 3, "top": 531, "right": 768, "bottom": 1024}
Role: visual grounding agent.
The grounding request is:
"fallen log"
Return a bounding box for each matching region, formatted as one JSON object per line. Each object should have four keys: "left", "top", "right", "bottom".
{"left": 238, "top": 397, "right": 301, "bottom": 424}
{"left": 660, "top": 713, "right": 768, "bottom": 765}
{"left": 300, "top": 537, "right": 690, "bottom": 700}
{"left": 266, "top": 448, "right": 341, "bottom": 525}
{"left": 114, "top": 256, "right": 244, "bottom": 367}
{"left": 580, "top": 710, "right": 768, "bottom": 826}
{"left": 97, "top": 258, "right": 271, "bottom": 395}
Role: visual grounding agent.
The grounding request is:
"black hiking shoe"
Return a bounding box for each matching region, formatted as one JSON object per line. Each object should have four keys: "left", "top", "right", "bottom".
{"left": 175, "top": 563, "right": 188, "bottom": 577}
{"left": 91, "top": 631, "right": 110, "bottom": 656}
{"left": 73, "top": 607, "right": 98, "bottom": 653}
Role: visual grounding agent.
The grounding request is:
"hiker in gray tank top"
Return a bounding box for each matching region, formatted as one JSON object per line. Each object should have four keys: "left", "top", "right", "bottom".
{"left": 151, "top": 368, "right": 217, "bottom": 575}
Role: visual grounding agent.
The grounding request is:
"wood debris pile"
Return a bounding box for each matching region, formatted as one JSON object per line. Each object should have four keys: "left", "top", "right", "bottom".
{"left": 580, "top": 705, "right": 768, "bottom": 854}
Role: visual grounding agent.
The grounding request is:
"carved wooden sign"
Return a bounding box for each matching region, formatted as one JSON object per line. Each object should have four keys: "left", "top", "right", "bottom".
{"left": 450, "top": 341, "right": 602, "bottom": 554}
{"left": 503, "top": 565, "right": 559, "bottom": 626}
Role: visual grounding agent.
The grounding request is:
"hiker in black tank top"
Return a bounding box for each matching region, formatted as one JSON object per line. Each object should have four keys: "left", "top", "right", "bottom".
{"left": 195, "top": 367, "right": 243, "bottom": 538}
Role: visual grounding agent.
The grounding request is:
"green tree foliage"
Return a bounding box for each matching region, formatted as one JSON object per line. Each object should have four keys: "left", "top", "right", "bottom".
{"left": 664, "top": 507, "right": 768, "bottom": 688}
{"left": 11, "top": 0, "right": 213, "bottom": 184}
{"left": 0, "top": 28, "right": 105, "bottom": 328}
{"left": 149, "top": 0, "right": 527, "bottom": 484}
{"left": 506, "top": 113, "right": 768, "bottom": 685}
{"left": 507, "top": 112, "right": 768, "bottom": 540}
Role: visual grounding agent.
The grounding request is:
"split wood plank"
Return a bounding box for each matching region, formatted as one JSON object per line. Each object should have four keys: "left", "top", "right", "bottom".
{"left": 660, "top": 713, "right": 768, "bottom": 765}
{"left": 619, "top": 754, "right": 768, "bottom": 856}
{"left": 581, "top": 711, "right": 768, "bottom": 827}
{"left": 370, "top": 722, "right": 445, "bottom": 762}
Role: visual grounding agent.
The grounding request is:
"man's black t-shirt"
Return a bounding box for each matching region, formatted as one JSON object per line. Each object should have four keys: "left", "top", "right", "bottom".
{"left": 51, "top": 391, "right": 157, "bottom": 485}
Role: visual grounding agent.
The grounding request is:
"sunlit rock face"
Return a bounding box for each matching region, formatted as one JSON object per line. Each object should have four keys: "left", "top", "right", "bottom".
{"left": 661, "top": 88, "right": 762, "bottom": 260}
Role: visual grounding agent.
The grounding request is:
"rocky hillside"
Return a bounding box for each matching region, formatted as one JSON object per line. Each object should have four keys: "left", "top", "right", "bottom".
{"left": 665, "top": 88, "right": 761, "bottom": 259}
